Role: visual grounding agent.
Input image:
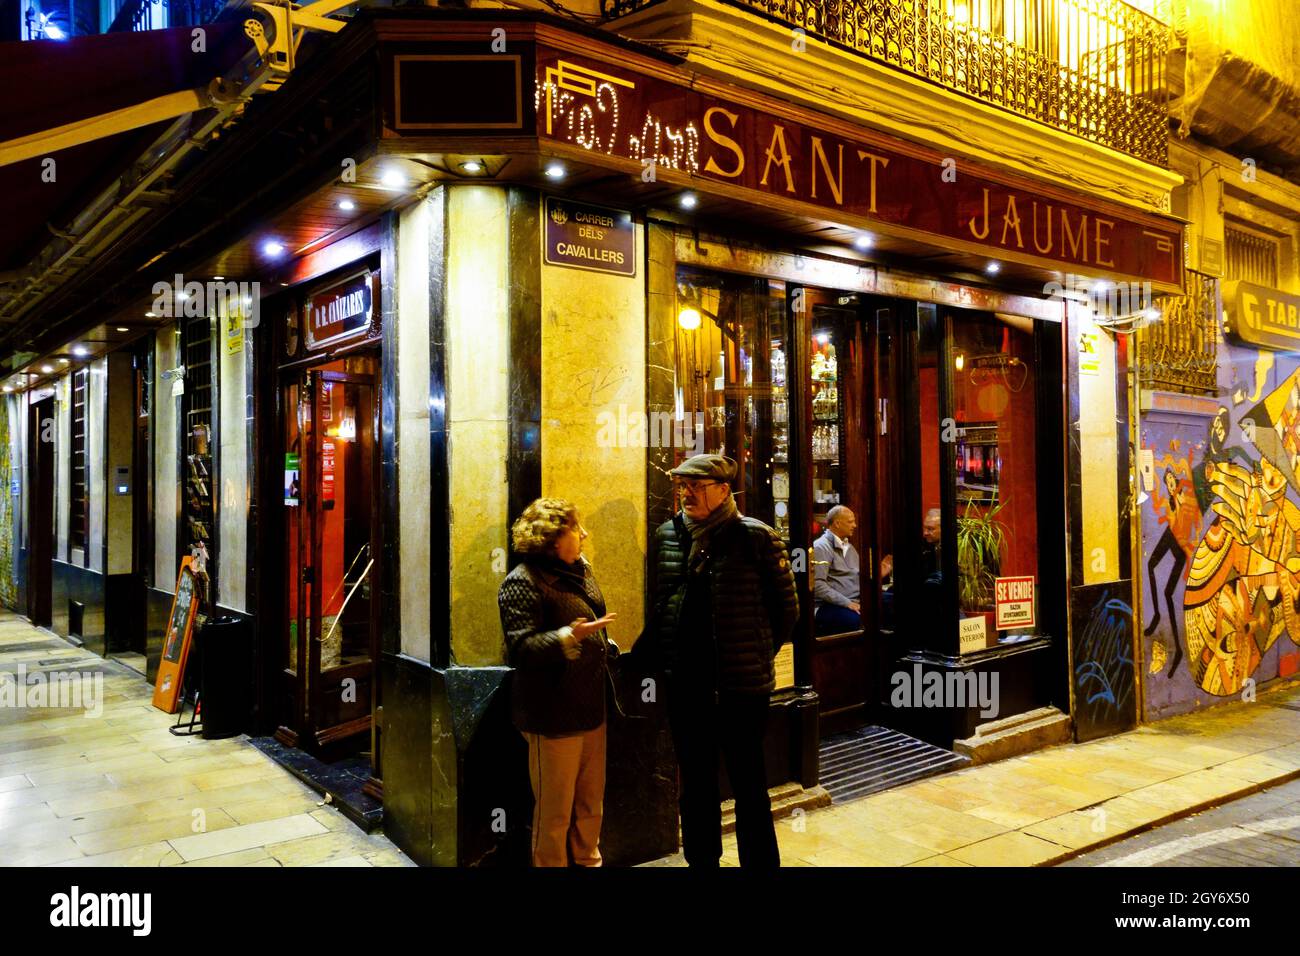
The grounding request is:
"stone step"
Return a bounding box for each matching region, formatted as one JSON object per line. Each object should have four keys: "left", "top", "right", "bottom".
{"left": 720, "top": 783, "right": 832, "bottom": 835}
{"left": 952, "top": 705, "right": 1071, "bottom": 765}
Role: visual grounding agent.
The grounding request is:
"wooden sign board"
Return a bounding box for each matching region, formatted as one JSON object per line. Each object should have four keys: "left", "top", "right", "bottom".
{"left": 959, "top": 616, "right": 988, "bottom": 654}
{"left": 152, "top": 557, "right": 202, "bottom": 714}
{"left": 773, "top": 642, "right": 795, "bottom": 690}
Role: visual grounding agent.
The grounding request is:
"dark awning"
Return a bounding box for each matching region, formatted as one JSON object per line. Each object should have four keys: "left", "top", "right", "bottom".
{"left": 0, "top": 24, "right": 248, "bottom": 273}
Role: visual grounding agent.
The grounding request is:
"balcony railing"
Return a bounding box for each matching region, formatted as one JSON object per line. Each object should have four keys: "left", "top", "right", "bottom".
{"left": 108, "top": 0, "right": 228, "bottom": 33}
{"left": 601, "top": 0, "right": 1170, "bottom": 166}
{"left": 1136, "top": 270, "right": 1218, "bottom": 395}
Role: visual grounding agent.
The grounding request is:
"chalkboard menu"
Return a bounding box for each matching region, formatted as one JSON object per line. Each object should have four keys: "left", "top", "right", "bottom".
{"left": 152, "top": 557, "right": 201, "bottom": 714}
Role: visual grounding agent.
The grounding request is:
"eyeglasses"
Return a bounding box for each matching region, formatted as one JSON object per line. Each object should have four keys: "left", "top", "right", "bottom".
{"left": 673, "top": 480, "right": 721, "bottom": 495}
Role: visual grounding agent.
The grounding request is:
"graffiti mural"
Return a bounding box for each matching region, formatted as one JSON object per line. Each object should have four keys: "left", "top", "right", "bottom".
{"left": 1140, "top": 338, "right": 1300, "bottom": 719}
{"left": 1184, "top": 371, "right": 1300, "bottom": 696}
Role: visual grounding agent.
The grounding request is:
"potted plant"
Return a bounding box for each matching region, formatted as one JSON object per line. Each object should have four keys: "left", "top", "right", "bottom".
{"left": 956, "top": 497, "right": 1008, "bottom": 615}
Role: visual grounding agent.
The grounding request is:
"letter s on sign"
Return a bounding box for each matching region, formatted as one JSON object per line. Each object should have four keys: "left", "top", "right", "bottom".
{"left": 703, "top": 107, "right": 745, "bottom": 179}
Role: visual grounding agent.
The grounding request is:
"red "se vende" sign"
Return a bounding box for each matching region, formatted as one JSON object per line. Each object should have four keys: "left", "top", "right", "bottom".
{"left": 994, "top": 576, "right": 1035, "bottom": 630}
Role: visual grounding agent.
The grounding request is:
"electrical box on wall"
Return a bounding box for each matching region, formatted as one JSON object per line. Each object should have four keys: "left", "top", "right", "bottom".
{"left": 114, "top": 465, "right": 130, "bottom": 496}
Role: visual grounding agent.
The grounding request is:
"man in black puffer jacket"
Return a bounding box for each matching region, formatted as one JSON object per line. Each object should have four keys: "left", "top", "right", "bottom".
{"left": 637, "top": 454, "right": 798, "bottom": 867}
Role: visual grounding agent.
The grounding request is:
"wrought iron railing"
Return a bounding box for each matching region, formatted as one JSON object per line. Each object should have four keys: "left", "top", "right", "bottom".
{"left": 108, "top": 0, "right": 228, "bottom": 33}
{"left": 601, "top": 0, "right": 1170, "bottom": 166}
{"left": 1136, "top": 270, "right": 1218, "bottom": 395}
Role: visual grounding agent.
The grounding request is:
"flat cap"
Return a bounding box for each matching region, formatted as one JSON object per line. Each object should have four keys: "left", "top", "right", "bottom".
{"left": 669, "top": 454, "right": 737, "bottom": 482}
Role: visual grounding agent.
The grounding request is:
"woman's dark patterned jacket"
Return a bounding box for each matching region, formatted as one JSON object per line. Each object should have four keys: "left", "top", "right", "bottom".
{"left": 637, "top": 512, "right": 799, "bottom": 694}
{"left": 497, "top": 557, "right": 617, "bottom": 736}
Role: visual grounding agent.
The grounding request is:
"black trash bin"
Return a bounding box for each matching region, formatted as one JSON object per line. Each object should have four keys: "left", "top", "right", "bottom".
{"left": 198, "top": 615, "right": 253, "bottom": 740}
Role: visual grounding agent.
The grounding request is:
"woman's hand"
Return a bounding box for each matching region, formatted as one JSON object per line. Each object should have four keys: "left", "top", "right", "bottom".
{"left": 570, "top": 614, "right": 618, "bottom": 642}
{"left": 559, "top": 615, "right": 618, "bottom": 660}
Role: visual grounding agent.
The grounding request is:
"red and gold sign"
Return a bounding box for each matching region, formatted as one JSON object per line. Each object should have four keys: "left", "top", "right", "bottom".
{"left": 534, "top": 50, "right": 1182, "bottom": 286}
{"left": 305, "top": 270, "right": 377, "bottom": 351}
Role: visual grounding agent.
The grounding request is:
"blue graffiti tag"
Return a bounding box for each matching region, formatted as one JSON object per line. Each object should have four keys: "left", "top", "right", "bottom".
{"left": 1075, "top": 597, "right": 1134, "bottom": 711}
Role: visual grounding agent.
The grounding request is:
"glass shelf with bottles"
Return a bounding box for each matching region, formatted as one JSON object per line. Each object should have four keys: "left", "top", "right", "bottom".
{"left": 770, "top": 340, "right": 790, "bottom": 538}
{"left": 811, "top": 337, "right": 838, "bottom": 421}
{"left": 771, "top": 341, "right": 789, "bottom": 462}
{"left": 955, "top": 422, "right": 1001, "bottom": 503}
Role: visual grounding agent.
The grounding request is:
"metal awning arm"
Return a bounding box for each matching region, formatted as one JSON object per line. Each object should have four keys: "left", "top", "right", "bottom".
{"left": 245, "top": 0, "right": 350, "bottom": 82}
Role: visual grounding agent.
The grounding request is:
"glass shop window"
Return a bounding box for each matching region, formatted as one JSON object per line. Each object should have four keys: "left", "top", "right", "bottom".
{"left": 912, "top": 309, "right": 1043, "bottom": 649}
{"left": 951, "top": 312, "right": 1038, "bottom": 646}
{"left": 674, "top": 267, "right": 788, "bottom": 538}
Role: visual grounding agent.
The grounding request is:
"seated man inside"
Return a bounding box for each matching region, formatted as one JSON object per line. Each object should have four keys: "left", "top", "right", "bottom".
{"left": 813, "top": 505, "right": 861, "bottom": 634}
{"left": 879, "top": 507, "right": 942, "bottom": 630}
{"left": 921, "top": 507, "right": 942, "bottom": 583}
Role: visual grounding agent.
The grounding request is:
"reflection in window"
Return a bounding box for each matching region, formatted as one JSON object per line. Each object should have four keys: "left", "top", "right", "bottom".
{"left": 674, "top": 268, "right": 787, "bottom": 536}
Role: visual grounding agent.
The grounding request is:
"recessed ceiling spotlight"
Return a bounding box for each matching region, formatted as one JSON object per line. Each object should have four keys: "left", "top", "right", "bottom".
{"left": 212, "top": 275, "right": 225, "bottom": 280}
{"left": 72, "top": 345, "right": 89, "bottom": 357}
{"left": 59, "top": 358, "right": 69, "bottom": 365}
{"left": 2, "top": 387, "right": 10, "bottom": 394}
{"left": 985, "top": 261, "right": 1001, "bottom": 275}
{"left": 380, "top": 168, "right": 405, "bottom": 189}
{"left": 40, "top": 365, "right": 53, "bottom": 374}
{"left": 263, "top": 240, "right": 285, "bottom": 257}
{"left": 145, "top": 311, "right": 157, "bottom": 318}
{"left": 460, "top": 161, "right": 484, "bottom": 173}
{"left": 116, "top": 327, "right": 129, "bottom": 333}
{"left": 680, "top": 193, "right": 698, "bottom": 210}
{"left": 544, "top": 162, "right": 565, "bottom": 180}
{"left": 853, "top": 234, "right": 874, "bottom": 250}
{"left": 176, "top": 291, "right": 190, "bottom": 301}
{"left": 338, "top": 199, "right": 356, "bottom": 212}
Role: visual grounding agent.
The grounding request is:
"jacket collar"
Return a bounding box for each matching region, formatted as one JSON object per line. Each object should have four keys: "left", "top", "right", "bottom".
{"left": 528, "top": 555, "right": 589, "bottom": 588}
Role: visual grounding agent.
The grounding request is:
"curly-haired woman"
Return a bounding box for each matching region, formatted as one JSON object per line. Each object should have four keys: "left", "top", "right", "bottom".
{"left": 497, "top": 497, "right": 618, "bottom": 866}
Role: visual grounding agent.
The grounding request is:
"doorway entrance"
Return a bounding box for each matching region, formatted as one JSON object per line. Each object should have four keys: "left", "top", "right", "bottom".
{"left": 26, "top": 396, "right": 53, "bottom": 629}
{"left": 277, "top": 354, "right": 380, "bottom": 759}
{"left": 797, "top": 288, "right": 909, "bottom": 737}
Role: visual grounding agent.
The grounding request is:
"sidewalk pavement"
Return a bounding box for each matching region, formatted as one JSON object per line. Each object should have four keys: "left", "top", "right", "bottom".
{"left": 0, "top": 612, "right": 414, "bottom": 867}
{"left": 648, "top": 681, "right": 1300, "bottom": 867}
{"left": 5, "top": 606, "right": 1299, "bottom": 868}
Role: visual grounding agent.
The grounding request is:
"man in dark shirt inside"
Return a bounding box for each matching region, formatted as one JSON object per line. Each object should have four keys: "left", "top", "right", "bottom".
{"left": 879, "top": 507, "right": 943, "bottom": 629}
{"left": 921, "top": 507, "right": 942, "bottom": 581}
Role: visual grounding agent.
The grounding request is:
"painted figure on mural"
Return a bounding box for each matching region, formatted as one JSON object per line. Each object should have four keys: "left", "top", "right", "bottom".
{"left": 1143, "top": 465, "right": 1200, "bottom": 677}
{"left": 1279, "top": 379, "right": 1300, "bottom": 472}
{"left": 1191, "top": 406, "right": 1253, "bottom": 514}
{"left": 1183, "top": 379, "right": 1300, "bottom": 696}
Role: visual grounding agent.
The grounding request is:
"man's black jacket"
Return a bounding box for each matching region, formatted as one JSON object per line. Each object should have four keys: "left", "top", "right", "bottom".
{"left": 637, "top": 511, "right": 799, "bottom": 695}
